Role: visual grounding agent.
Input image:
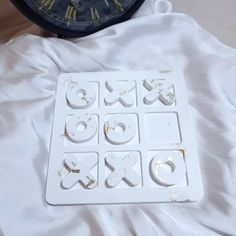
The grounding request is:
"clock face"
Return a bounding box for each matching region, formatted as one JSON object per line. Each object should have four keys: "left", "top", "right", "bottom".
{"left": 11, "top": 0, "right": 144, "bottom": 37}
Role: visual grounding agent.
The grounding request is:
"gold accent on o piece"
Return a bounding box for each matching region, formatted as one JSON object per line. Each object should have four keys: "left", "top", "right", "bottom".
{"left": 104, "top": 122, "right": 115, "bottom": 135}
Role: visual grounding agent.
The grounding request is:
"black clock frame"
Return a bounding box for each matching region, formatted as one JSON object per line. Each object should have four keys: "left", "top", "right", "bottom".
{"left": 10, "top": 0, "right": 145, "bottom": 37}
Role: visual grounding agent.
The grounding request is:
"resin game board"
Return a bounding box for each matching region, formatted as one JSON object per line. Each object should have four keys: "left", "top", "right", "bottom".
{"left": 46, "top": 71, "right": 204, "bottom": 205}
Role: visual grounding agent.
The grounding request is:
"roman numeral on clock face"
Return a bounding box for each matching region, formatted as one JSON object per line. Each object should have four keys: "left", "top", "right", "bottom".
{"left": 20, "top": 0, "right": 144, "bottom": 37}
{"left": 104, "top": 0, "right": 110, "bottom": 7}
{"left": 113, "top": 0, "right": 124, "bottom": 12}
{"left": 90, "top": 8, "right": 100, "bottom": 21}
{"left": 40, "top": 0, "right": 55, "bottom": 10}
{"left": 65, "top": 5, "right": 77, "bottom": 20}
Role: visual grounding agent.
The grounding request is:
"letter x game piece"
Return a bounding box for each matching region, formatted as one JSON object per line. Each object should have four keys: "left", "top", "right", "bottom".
{"left": 144, "top": 79, "right": 175, "bottom": 105}
{"left": 61, "top": 155, "right": 97, "bottom": 189}
{"left": 106, "top": 152, "right": 140, "bottom": 188}
{"left": 105, "top": 80, "right": 136, "bottom": 107}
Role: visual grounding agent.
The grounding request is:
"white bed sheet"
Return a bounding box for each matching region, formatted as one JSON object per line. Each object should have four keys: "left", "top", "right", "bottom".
{"left": 0, "top": 1, "right": 236, "bottom": 235}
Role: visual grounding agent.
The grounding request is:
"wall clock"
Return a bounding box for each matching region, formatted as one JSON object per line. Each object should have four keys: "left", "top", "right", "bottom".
{"left": 10, "top": 0, "right": 145, "bottom": 37}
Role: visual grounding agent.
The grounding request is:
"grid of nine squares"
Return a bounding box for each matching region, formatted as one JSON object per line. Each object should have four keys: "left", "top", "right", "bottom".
{"left": 58, "top": 71, "right": 188, "bottom": 190}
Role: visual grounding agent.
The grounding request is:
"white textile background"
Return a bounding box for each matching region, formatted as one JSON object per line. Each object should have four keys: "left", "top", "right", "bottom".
{"left": 0, "top": 1, "right": 236, "bottom": 235}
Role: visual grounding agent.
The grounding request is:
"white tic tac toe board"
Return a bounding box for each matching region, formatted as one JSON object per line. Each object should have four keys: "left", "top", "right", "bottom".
{"left": 46, "top": 70, "right": 204, "bottom": 205}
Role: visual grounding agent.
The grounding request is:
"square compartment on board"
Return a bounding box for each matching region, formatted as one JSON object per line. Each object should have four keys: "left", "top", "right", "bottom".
{"left": 66, "top": 81, "right": 99, "bottom": 110}
{"left": 104, "top": 113, "right": 140, "bottom": 145}
{"left": 59, "top": 152, "right": 98, "bottom": 190}
{"left": 144, "top": 112, "right": 181, "bottom": 144}
{"left": 104, "top": 151, "right": 142, "bottom": 189}
{"left": 147, "top": 150, "right": 188, "bottom": 188}
{"left": 104, "top": 80, "right": 137, "bottom": 108}
{"left": 64, "top": 113, "right": 99, "bottom": 146}
{"left": 142, "top": 79, "right": 176, "bottom": 107}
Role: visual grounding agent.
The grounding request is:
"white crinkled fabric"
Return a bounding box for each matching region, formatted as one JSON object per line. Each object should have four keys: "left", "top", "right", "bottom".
{"left": 0, "top": 1, "right": 236, "bottom": 235}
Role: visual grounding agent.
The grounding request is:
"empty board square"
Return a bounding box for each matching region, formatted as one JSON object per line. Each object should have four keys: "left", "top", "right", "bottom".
{"left": 144, "top": 113, "right": 181, "bottom": 144}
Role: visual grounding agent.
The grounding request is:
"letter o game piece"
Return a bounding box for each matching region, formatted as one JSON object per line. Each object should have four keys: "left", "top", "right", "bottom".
{"left": 151, "top": 151, "right": 186, "bottom": 186}
{"left": 104, "top": 116, "right": 135, "bottom": 145}
{"left": 67, "top": 83, "right": 96, "bottom": 109}
{"left": 66, "top": 114, "right": 97, "bottom": 143}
